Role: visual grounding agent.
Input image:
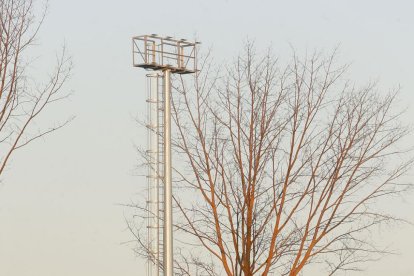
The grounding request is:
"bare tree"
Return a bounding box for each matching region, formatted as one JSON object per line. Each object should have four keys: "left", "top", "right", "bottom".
{"left": 0, "top": 0, "right": 72, "bottom": 178}
{"left": 129, "top": 44, "right": 412, "bottom": 276}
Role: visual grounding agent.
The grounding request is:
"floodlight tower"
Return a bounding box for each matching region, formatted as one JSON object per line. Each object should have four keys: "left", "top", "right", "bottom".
{"left": 132, "top": 34, "right": 199, "bottom": 276}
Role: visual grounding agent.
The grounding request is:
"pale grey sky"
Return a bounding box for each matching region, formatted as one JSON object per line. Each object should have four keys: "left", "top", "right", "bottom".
{"left": 0, "top": 0, "right": 413, "bottom": 275}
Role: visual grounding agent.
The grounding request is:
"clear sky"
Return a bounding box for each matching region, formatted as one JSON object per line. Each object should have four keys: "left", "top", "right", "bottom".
{"left": 0, "top": 0, "right": 413, "bottom": 275}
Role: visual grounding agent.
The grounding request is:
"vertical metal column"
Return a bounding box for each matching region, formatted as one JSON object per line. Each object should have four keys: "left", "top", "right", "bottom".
{"left": 163, "top": 69, "right": 173, "bottom": 276}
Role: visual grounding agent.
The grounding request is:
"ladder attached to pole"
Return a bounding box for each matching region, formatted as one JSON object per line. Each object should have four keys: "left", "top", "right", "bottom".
{"left": 146, "top": 73, "right": 165, "bottom": 276}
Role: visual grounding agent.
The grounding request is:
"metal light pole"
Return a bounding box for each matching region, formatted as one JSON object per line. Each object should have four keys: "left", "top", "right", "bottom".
{"left": 132, "top": 35, "right": 199, "bottom": 276}
{"left": 163, "top": 68, "right": 173, "bottom": 276}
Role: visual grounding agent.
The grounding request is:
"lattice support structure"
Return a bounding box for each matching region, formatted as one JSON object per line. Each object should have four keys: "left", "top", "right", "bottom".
{"left": 133, "top": 34, "right": 199, "bottom": 74}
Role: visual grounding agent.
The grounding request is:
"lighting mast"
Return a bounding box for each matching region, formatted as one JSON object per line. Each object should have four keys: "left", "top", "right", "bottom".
{"left": 132, "top": 34, "right": 199, "bottom": 276}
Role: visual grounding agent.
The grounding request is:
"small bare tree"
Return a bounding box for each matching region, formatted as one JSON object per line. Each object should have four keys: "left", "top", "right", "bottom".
{"left": 129, "top": 44, "right": 412, "bottom": 276}
{"left": 0, "top": 0, "right": 72, "bottom": 178}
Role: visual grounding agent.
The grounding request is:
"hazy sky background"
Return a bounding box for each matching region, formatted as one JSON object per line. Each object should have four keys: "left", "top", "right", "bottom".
{"left": 0, "top": 0, "right": 413, "bottom": 275}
